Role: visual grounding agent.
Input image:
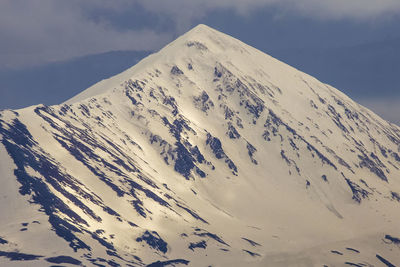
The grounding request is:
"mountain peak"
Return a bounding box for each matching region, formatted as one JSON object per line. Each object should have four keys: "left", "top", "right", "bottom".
{"left": 64, "top": 24, "right": 231, "bottom": 104}
{"left": 177, "top": 24, "right": 222, "bottom": 41}
{"left": 162, "top": 23, "right": 241, "bottom": 54}
{"left": 1, "top": 24, "right": 400, "bottom": 267}
{"left": 187, "top": 23, "right": 214, "bottom": 34}
{"left": 65, "top": 24, "right": 272, "bottom": 104}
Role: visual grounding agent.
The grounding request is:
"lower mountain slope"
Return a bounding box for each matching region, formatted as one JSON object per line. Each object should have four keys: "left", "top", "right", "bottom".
{"left": 1, "top": 24, "right": 400, "bottom": 266}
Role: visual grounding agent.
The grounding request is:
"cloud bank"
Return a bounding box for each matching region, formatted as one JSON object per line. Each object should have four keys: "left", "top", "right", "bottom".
{"left": 139, "top": 0, "right": 400, "bottom": 19}
{"left": 1, "top": 0, "right": 400, "bottom": 68}
{"left": 0, "top": 0, "right": 170, "bottom": 69}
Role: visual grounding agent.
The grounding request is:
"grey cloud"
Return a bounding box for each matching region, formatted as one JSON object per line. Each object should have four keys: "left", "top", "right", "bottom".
{"left": 130, "top": 0, "right": 400, "bottom": 37}
{"left": 2, "top": 0, "right": 400, "bottom": 69}
{"left": 282, "top": 0, "right": 400, "bottom": 19}
{"left": 0, "top": 0, "right": 170, "bottom": 69}
{"left": 137, "top": 0, "right": 400, "bottom": 20}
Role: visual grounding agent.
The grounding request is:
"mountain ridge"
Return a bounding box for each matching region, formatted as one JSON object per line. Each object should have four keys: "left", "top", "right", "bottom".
{"left": 1, "top": 24, "right": 400, "bottom": 266}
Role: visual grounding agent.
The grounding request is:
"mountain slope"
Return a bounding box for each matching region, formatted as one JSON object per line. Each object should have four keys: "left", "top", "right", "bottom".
{"left": 1, "top": 24, "right": 400, "bottom": 266}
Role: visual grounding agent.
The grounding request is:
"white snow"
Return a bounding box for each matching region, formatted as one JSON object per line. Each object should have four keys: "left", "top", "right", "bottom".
{"left": 0, "top": 24, "right": 400, "bottom": 266}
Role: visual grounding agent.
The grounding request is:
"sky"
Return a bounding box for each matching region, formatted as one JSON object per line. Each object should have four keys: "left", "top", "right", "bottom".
{"left": 0, "top": 0, "right": 399, "bottom": 124}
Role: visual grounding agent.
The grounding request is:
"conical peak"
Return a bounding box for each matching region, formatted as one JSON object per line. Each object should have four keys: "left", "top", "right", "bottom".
{"left": 185, "top": 24, "right": 220, "bottom": 38}
{"left": 183, "top": 24, "right": 235, "bottom": 46}
{"left": 167, "top": 24, "right": 224, "bottom": 47}
{"left": 189, "top": 24, "right": 213, "bottom": 33}
{"left": 162, "top": 23, "right": 250, "bottom": 57}
{"left": 65, "top": 24, "right": 278, "bottom": 104}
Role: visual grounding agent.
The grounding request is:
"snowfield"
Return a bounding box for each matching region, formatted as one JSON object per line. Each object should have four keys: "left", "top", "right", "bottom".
{"left": 1, "top": 24, "right": 400, "bottom": 266}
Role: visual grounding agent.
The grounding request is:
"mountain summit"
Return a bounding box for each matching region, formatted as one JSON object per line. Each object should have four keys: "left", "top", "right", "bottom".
{"left": 1, "top": 24, "right": 400, "bottom": 266}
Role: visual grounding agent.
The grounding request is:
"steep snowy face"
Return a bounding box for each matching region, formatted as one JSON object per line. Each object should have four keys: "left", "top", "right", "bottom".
{"left": 1, "top": 24, "right": 400, "bottom": 266}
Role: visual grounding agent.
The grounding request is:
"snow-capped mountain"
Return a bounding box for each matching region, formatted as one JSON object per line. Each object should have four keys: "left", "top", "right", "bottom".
{"left": 1, "top": 24, "right": 400, "bottom": 266}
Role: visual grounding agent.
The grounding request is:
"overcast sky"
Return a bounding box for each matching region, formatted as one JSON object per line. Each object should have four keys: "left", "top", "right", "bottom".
{"left": 1, "top": 0, "right": 399, "bottom": 123}
{"left": 2, "top": 0, "right": 400, "bottom": 68}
